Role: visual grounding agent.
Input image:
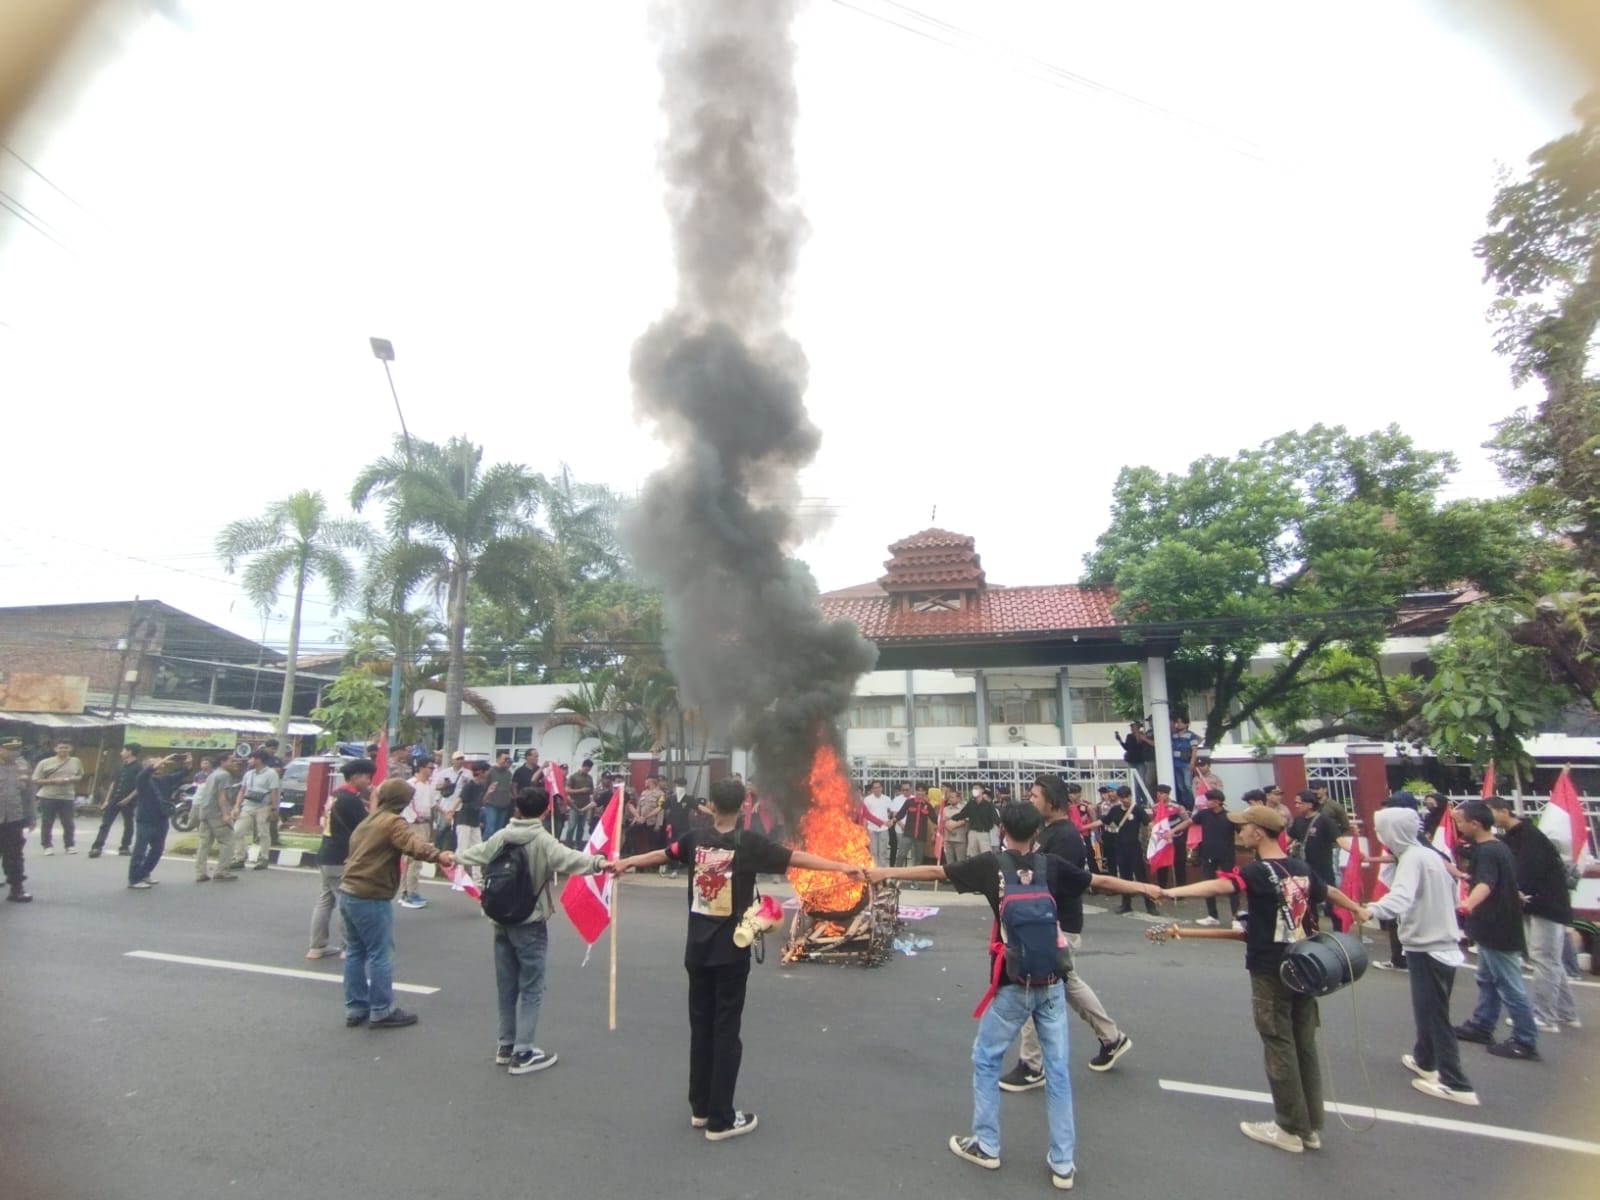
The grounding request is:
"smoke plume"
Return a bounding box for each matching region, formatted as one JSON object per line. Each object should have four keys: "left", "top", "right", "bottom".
{"left": 626, "top": 0, "right": 877, "bottom": 822}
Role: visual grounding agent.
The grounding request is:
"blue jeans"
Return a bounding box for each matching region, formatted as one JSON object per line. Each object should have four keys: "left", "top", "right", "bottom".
{"left": 561, "top": 807, "right": 588, "bottom": 848}
{"left": 129, "top": 818, "right": 166, "bottom": 884}
{"left": 338, "top": 894, "right": 395, "bottom": 1020}
{"left": 1468, "top": 945, "right": 1537, "bottom": 1048}
{"left": 972, "top": 982, "right": 1075, "bottom": 1174}
{"left": 482, "top": 806, "right": 509, "bottom": 840}
{"left": 494, "top": 920, "right": 549, "bottom": 1052}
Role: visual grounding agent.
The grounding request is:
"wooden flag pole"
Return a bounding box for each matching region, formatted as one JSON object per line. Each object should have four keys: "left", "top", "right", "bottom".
{"left": 608, "top": 783, "right": 624, "bottom": 1032}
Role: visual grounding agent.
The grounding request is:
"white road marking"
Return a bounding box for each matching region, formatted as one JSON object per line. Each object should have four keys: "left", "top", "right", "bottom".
{"left": 124, "top": 951, "right": 439, "bottom": 995}
{"left": 1451, "top": 960, "right": 1600, "bottom": 989}
{"left": 1157, "top": 1078, "right": 1600, "bottom": 1156}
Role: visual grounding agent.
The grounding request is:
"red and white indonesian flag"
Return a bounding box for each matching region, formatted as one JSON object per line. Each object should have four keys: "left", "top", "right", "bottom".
{"left": 1432, "top": 800, "right": 1468, "bottom": 903}
{"left": 449, "top": 865, "right": 481, "bottom": 900}
{"left": 543, "top": 760, "right": 567, "bottom": 800}
{"left": 1146, "top": 798, "right": 1176, "bottom": 872}
{"left": 559, "top": 784, "right": 622, "bottom": 946}
{"left": 1542, "top": 768, "right": 1594, "bottom": 866}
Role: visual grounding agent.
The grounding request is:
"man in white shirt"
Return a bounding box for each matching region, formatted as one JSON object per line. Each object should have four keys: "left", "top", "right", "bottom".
{"left": 861, "top": 781, "right": 895, "bottom": 867}
{"left": 229, "top": 750, "right": 280, "bottom": 871}
{"left": 398, "top": 759, "right": 440, "bottom": 908}
{"left": 33, "top": 741, "right": 84, "bottom": 854}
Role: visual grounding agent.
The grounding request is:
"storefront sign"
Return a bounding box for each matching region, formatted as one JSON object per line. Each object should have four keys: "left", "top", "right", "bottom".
{"left": 124, "top": 727, "right": 240, "bottom": 751}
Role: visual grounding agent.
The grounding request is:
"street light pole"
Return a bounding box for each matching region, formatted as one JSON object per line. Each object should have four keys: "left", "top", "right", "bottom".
{"left": 370, "top": 336, "right": 410, "bottom": 751}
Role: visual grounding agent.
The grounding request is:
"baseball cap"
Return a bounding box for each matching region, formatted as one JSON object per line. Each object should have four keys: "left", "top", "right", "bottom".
{"left": 1384, "top": 791, "right": 1419, "bottom": 810}
{"left": 452, "top": 751, "right": 466, "bottom": 761}
{"left": 1228, "top": 804, "right": 1287, "bottom": 833}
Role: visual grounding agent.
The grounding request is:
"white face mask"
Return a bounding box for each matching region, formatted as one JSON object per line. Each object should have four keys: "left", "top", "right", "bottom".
{"left": 971, "top": 788, "right": 983, "bottom": 800}
{"left": 675, "top": 786, "right": 686, "bottom": 800}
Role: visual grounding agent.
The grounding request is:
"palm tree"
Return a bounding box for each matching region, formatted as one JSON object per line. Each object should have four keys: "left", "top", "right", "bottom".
{"left": 216, "top": 490, "right": 375, "bottom": 739}
{"left": 542, "top": 666, "right": 654, "bottom": 760}
{"left": 351, "top": 435, "right": 541, "bottom": 752}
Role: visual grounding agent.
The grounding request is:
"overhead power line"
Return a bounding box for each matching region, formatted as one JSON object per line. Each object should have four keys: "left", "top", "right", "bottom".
{"left": 826, "top": 0, "right": 1274, "bottom": 164}
{"left": 1, "top": 143, "right": 88, "bottom": 211}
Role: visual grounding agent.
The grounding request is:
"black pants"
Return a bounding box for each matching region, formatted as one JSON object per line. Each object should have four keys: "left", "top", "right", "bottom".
{"left": 1113, "top": 845, "right": 1156, "bottom": 912}
{"left": 687, "top": 958, "right": 752, "bottom": 1131}
{"left": 1382, "top": 919, "right": 1405, "bottom": 968}
{"left": 91, "top": 802, "right": 133, "bottom": 853}
{"left": 1200, "top": 856, "right": 1241, "bottom": 921}
{"left": 1406, "top": 951, "right": 1471, "bottom": 1091}
{"left": 38, "top": 798, "right": 75, "bottom": 849}
{"left": 1, "top": 820, "right": 25, "bottom": 889}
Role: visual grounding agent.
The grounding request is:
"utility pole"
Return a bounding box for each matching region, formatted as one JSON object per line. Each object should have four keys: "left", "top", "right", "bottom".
{"left": 370, "top": 337, "right": 412, "bottom": 749}
{"left": 107, "top": 597, "right": 143, "bottom": 719}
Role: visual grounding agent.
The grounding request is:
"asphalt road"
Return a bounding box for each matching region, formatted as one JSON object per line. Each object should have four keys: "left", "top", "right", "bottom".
{"left": 2, "top": 851, "right": 1596, "bottom": 1200}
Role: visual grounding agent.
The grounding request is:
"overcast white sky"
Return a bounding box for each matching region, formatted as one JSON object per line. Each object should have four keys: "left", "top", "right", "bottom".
{"left": 0, "top": 0, "right": 1585, "bottom": 656}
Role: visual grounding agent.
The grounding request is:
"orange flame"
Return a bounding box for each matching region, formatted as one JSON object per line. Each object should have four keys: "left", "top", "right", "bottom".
{"left": 787, "top": 742, "right": 871, "bottom": 912}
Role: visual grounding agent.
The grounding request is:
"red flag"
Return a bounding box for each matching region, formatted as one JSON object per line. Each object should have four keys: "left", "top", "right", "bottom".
{"left": 1432, "top": 802, "right": 1468, "bottom": 902}
{"left": 933, "top": 800, "right": 946, "bottom": 864}
{"left": 1334, "top": 833, "right": 1365, "bottom": 931}
{"left": 1541, "top": 768, "right": 1591, "bottom": 865}
{"left": 559, "top": 785, "right": 622, "bottom": 946}
{"left": 372, "top": 730, "right": 389, "bottom": 786}
{"left": 1146, "top": 798, "right": 1176, "bottom": 872}
{"left": 1481, "top": 762, "right": 1496, "bottom": 799}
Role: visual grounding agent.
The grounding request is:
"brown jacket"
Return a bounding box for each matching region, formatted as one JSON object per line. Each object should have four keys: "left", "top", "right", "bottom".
{"left": 339, "top": 810, "right": 443, "bottom": 900}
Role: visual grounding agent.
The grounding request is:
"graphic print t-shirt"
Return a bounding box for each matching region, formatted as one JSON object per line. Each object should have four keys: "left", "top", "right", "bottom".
{"left": 1232, "top": 856, "right": 1327, "bottom": 975}
{"left": 666, "top": 829, "right": 793, "bottom": 968}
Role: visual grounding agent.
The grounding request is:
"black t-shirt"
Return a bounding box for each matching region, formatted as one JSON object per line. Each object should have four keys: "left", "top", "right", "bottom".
{"left": 945, "top": 849, "right": 1090, "bottom": 987}
{"left": 1104, "top": 802, "right": 1148, "bottom": 849}
{"left": 512, "top": 765, "right": 538, "bottom": 796}
{"left": 1300, "top": 811, "right": 1339, "bottom": 883}
{"left": 666, "top": 828, "right": 793, "bottom": 968}
{"left": 1465, "top": 837, "right": 1526, "bottom": 953}
{"left": 1036, "top": 819, "right": 1087, "bottom": 934}
{"left": 454, "top": 778, "right": 485, "bottom": 827}
{"left": 1192, "top": 808, "right": 1236, "bottom": 863}
{"left": 1232, "top": 855, "right": 1327, "bottom": 975}
{"left": 316, "top": 785, "right": 368, "bottom": 866}
{"left": 958, "top": 799, "right": 998, "bottom": 833}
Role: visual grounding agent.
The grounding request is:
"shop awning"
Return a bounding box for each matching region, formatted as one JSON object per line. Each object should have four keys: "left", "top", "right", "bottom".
{"left": 0, "top": 710, "right": 121, "bottom": 729}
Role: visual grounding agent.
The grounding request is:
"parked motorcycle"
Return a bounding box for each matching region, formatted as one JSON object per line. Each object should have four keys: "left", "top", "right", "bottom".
{"left": 168, "top": 783, "right": 199, "bottom": 833}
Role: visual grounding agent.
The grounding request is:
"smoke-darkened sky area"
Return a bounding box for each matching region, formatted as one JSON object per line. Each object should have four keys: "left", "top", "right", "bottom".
{"left": 627, "top": 1, "right": 878, "bottom": 814}
{"left": 0, "top": 1, "right": 1587, "bottom": 652}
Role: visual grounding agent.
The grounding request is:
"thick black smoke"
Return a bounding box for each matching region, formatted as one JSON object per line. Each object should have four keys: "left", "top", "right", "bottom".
{"left": 626, "top": 0, "right": 877, "bottom": 822}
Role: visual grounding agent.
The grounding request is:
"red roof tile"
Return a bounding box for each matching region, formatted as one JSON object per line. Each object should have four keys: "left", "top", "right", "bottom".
{"left": 820, "top": 584, "right": 1119, "bottom": 642}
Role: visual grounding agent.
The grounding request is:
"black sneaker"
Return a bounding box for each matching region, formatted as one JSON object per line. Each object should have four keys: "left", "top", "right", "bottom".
{"left": 345, "top": 1012, "right": 370, "bottom": 1027}
{"left": 6, "top": 888, "right": 32, "bottom": 903}
{"left": 1088, "top": 1034, "right": 1131, "bottom": 1072}
{"left": 369, "top": 1009, "right": 419, "bottom": 1029}
{"left": 948, "top": 1135, "right": 999, "bottom": 1170}
{"left": 117, "top": 847, "right": 132, "bottom": 856}
{"left": 1453, "top": 1023, "right": 1494, "bottom": 1045}
{"left": 1486, "top": 1040, "right": 1540, "bottom": 1062}
{"left": 88, "top": 847, "right": 103, "bottom": 859}
{"left": 495, "top": 1043, "right": 513, "bottom": 1065}
{"left": 998, "top": 1064, "right": 1045, "bottom": 1092}
{"left": 509, "top": 1049, "right": 557, "bottom": 1075}
{"left": 705, "top": 1112, "right": 759, "bottom": 1141}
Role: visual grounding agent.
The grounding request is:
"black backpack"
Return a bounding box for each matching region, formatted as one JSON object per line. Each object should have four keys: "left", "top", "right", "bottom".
{"left": 997, "top": 851, "right": 1061, "bottom": 986}
{"left": 480, "top": 840, "right": 538, "bottom": 925}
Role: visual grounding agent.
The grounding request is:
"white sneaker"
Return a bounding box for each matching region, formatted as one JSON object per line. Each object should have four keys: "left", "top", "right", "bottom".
{"left": 1303, "top": 1132, "right": 1322, "bottom": 1150}
{"left": 1509, "top": 1015, "right": 1560, "bottom": 1033}
{"left": 1401, "top": 1054, "right": 1438, "bottom": 1084}
{"left": 1411, "top": 1077, "right": 1479, "bottom": 1107}
{"left": 1562, "top": 1018, "right": 1583, "bottom": 1030}
{"left": 1195, "top": 917, "right": 1221, "bottom": 927}
{"left": 64, "top": 847, "right": 78, "bottom": 855}
{"left": 43, "top": 848, "right": 55, "bottom": 856}
{"left": 1239, "top": 1121, "right": 1302, "bottom": 1153}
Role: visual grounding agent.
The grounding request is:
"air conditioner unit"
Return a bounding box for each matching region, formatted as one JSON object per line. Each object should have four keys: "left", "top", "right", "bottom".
{"left": 885, "top": 730, "right": 901, "bottom": 745}
{"left": 1007, "top": 725, "right": 1024, "bottom": 741}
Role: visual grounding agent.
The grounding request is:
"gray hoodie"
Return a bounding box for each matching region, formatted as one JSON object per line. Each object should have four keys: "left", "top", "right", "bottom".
{"left": 1365, "top": 808, "right": 1464, "bottom": 963}
{"left": 454, "top": 817, "right": 606, "bottom": 925}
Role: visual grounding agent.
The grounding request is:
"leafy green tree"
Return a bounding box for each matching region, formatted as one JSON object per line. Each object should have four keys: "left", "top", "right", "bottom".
{"left": 1474, "top": 92, "right": 1600, "bottom": 703}
{"left": 1421, "top": 601, "right": 1569, "bottom": 778}
{"left": 1085, "top": 425, "right": 1540, "bottom": 745}
{"left": 542, "top": 665, "right": 656, "bottom": 760}
{"left": 216, "top": 490, "right": 374, "bottom": 739}
{"left": 309, "top": 670, "right": 389, "bottom": 748}
{"left": 351, "top": 436, "right": 540, "bottom": 751}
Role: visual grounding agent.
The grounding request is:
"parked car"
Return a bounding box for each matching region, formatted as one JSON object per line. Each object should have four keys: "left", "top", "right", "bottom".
{"left": 279, "top": 755, "right": 355, "bottom": 821}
